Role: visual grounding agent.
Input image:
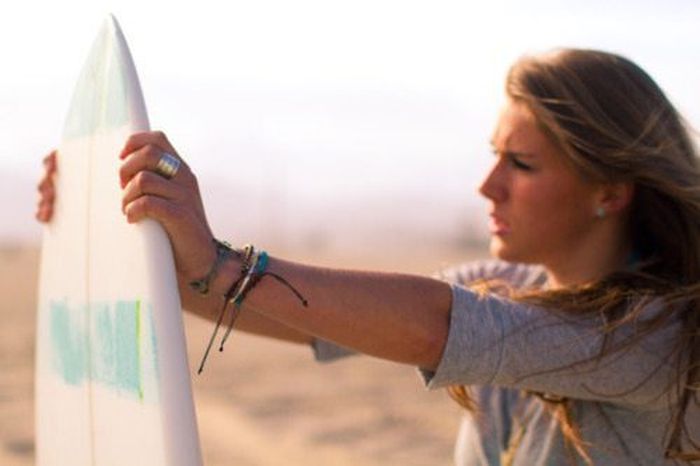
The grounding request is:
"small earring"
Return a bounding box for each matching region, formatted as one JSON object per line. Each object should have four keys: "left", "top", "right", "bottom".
{"left": 595, "top": 206, "right": 606, "bottom": 219}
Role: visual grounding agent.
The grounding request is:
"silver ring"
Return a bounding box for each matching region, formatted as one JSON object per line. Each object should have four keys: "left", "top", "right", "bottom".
{"left": 155, "top": 152, "right": 181, "bottom": 180}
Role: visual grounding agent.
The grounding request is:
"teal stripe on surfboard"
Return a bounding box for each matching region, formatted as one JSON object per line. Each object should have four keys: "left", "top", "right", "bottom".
{"left": 49, "top": 299, "right": 160, "bottom": 403}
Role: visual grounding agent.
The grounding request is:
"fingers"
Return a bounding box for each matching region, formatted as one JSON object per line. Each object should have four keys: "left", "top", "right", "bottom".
{"left": 36, "top": 149, "right": 58, "bottom": 223}
{"left": 37, "top": 174, "right": 56, "bottom": 200}
{"left": 38, "top": 150, "right": 57, "bottom": 194}
{"left": 119, "top": 132, "right": 200, "bottom": 226}
{"left": 123, "top": 193, "right": 179, "bottom": 225}
{"left": 120, "top": 131, "right": 178, "bottom": 161}
{"left": 121, "top": 171, "right": 182, "bottom": 213}
{"left": 35, "top": 201, "right": 53, "bottom": 222}
{"left": 120, "top": 143, "right": 167, "bottom": 187}
{"left": 119, "top": 133, "right": 190, "bottom": 188}
{"left": 43, "top": 150, "right": 57, "bottom": 174}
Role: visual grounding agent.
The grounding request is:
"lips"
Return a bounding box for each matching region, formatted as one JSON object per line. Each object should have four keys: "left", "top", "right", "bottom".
{"left": 489, "top": 213, "right": 510, "bottom": 235}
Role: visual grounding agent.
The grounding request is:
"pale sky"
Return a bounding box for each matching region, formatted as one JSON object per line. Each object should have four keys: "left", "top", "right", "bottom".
{"left": 1, "top": 0, "right": 699, "bottom": 243}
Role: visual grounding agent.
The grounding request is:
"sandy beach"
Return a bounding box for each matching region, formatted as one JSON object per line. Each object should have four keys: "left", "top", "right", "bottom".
{"left": 0, "top": 243, "right": 486, "bottom": 465}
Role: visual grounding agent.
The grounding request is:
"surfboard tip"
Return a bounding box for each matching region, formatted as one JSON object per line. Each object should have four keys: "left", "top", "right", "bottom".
{"left": 105, "top": 13, "right": 122, "bottom": 35}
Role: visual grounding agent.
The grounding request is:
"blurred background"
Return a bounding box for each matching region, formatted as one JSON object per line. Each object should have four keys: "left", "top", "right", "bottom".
{"left": 1, "top": 0, "right": 699, "bottom": 464}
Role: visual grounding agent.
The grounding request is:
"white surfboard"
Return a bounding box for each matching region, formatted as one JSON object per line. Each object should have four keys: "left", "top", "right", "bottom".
{"left": 35, "top": 15, "right": 203, "bottom": 466}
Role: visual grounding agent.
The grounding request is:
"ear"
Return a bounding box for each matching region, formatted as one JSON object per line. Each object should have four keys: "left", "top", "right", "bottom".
{"left": 596, "top": 181, "right": 635, "bottom": 215}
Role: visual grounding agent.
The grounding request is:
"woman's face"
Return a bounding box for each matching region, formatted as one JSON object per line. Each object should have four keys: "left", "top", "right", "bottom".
{"left": 480, "top": 100, "right": 602, "bottom": 267}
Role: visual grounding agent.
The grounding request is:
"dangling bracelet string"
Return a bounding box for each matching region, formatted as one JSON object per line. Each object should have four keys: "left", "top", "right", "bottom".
{"left": 219, "top": 250, "right": 265, "bottom": 350}
{"left": 197, "top": 244, "right": 255, "bottom": 374}
{"left": 196, "top": 274, "right": 244, "bottom": 375}
{"left": 251, "top": 271, "right": 309, "bottom": 307}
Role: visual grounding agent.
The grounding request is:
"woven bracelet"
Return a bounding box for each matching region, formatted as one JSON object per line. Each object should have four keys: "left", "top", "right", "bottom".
{"left": 189, "top": 238, "right": 235, "bottom": 295}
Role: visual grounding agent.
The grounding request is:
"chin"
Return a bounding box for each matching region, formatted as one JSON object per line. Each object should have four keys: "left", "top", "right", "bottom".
{"left": 489, "top": 236, "right": 534, "bottom": 264}
{"left": 489, "top": 237, "right": 510, "bottom": 260}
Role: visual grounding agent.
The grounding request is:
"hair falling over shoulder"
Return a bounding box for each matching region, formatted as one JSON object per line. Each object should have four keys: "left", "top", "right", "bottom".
{"left": 449, "top": 48, "right": 700, "bottom": 464}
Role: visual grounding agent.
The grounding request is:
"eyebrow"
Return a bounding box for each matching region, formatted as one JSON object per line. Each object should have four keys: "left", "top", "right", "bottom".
{"left": 489, "top": 141, "right": 536, "bottom": 159}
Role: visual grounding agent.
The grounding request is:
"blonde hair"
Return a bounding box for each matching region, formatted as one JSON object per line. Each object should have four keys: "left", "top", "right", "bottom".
{"left": 450, "top": 49, "right": 700, "bottom": 463}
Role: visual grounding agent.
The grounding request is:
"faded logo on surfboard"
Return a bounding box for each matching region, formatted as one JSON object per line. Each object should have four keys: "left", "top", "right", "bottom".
{"left": 48, "top": 299, "right": 159, "bottom": 403}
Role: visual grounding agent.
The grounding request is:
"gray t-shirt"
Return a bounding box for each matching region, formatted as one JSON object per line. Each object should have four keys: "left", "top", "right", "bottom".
{"left": 313, "top": 260, "right": 698, "bottom": 465}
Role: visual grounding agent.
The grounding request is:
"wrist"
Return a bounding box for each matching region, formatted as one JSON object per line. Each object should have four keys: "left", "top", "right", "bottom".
{"left": 207, "top": 247, "right": 244, "bottom": 298}
{"left": 188, "top": 239, "right": 238, "bottom": 296}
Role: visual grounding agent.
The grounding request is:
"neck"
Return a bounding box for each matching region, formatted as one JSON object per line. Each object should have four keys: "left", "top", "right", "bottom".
{"left": 544, "top": 227, "right": 632, "bottom": 290}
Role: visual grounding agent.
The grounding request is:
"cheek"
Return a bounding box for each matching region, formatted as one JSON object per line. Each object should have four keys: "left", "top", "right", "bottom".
{"left": 514, "top": 176, "right": 594, "bottom": 238}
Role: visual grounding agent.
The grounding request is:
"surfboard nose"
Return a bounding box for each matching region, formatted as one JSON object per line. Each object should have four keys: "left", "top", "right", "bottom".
{"left": 107, "top": 13, "right": 119, "bottom": 29}
{"left": 62, "top": 15, "right": 149, "bottom": 140}
{"left": 105, "top": 13, "right": 126, "bottom": 42}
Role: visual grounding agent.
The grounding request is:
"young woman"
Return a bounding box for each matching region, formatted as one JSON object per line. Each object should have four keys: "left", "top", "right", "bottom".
{"left": 37, "top": 49, "right": 699, "bottom": 465}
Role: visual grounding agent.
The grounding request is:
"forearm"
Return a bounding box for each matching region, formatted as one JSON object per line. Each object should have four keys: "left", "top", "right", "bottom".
{"left": 178, "top": 272, "right": 313, "bottom": 345}
{"left": 208, "top": 254, "right": 452, "bottom": 370}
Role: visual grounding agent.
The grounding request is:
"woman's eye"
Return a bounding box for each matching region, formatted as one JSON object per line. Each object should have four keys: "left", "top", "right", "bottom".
{"left": 509, "top": 156, "right": 532, "bottom": 171}
{"left": 490, "top": 148, "right": 534, "bottom": 171}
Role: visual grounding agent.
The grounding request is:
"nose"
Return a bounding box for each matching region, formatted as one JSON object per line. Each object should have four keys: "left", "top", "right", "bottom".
{"left": 479, "top": 158, "right": 508, "bottom": 203}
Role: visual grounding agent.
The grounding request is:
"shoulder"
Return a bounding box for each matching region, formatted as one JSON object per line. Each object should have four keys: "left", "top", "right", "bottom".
{"left": 436, "top": 259, "right": 547, "bottom": 289}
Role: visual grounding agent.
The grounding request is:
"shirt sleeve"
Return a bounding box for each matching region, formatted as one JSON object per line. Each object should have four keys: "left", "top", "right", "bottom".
{"left": 420, "top": 284, "right": 678, "bottom": 409}
{"left": 310, "top": 338, "right": 356, "bottom": 362}
{"left": 308, "top": 260, "right": 516, "bottom": 363}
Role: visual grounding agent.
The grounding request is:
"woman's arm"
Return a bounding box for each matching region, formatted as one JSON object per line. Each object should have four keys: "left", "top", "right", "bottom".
{"left": 205, "top": 253, "right": 452, "bottom": 369}
{"left": 119, "top": 131, "right": 452, "bottom": 370}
